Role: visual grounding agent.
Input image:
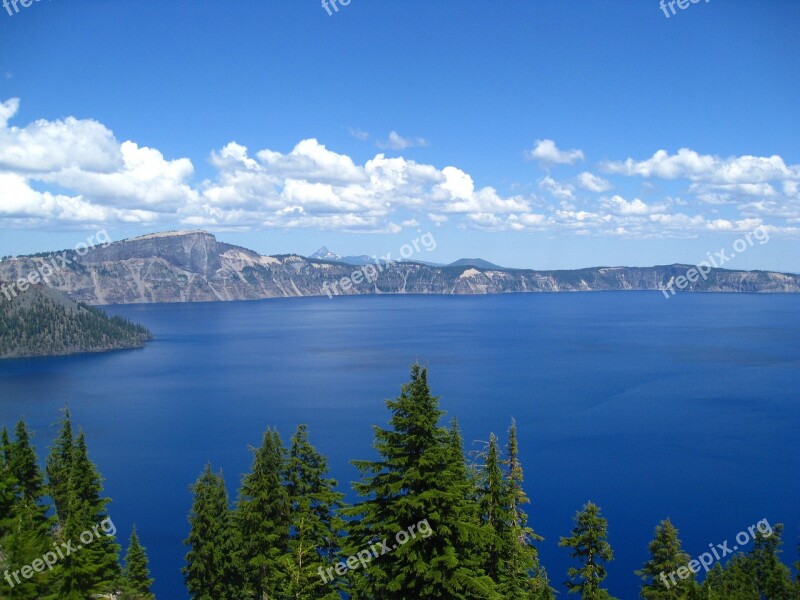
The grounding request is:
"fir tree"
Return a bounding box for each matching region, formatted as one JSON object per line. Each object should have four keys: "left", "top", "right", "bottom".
{"left": 45, "top": 406, "right": 74, "bottom": 521}
{"left": 345, "top": 365, "right": 499, "bottom": 599}
{"left": 559, "top": 501, "right": 617, "bottom": 599}
{"left": 236, "top": 428, "right": 290, "bottom": 599}
{"left": 281, "top": 424, "right": 344, "bottom": 600}
{"left": 746, "top": 522, "right": 793, "bottom": 599}
{"left": 701, "top": 556, "right": 759, "bottom": 600}
{"left": 53, "top": 431, "right": 121, "bottom": 599}
{"left": 121, "top": 527, "right": 155, "bottom": 600}
{"left": 184, "top": 464, "right": 245, "bottom": 600}
{"left": 2, "top": 421, "right": 53, "bottom": 599}
{"left": 504, "top": 420, "right": 552, "bottom": 599}
{"left": 636, "top": 519, "right": 696, "bottom": 599}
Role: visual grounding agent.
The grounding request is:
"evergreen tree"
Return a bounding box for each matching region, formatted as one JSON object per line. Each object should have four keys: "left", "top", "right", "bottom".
{"left": 345, "top": 365, "right": 499, "bottom": 599}
{"left": 504, "top": 420, "right": 552, "bottom": 599}
{"left": 559, "top": 501, "right": 617, "bottom": 599}
{"left": 53, "top": 431, "right": 121, "bottom": 599}
{"left": 281, "top": 424, "right": 344, "bottom": 600}
{"left": 184, "top": 464, "right": 245, "bottom": 600}
{"left": 236, "top": 428, "right": 290, "bottom": 599}
{"left": 701, "top": 556, "right": 759, "bottom": 600}
{"left": 3, "top": 421, "right": 53, "bottom": 599}
{"left": 121, "top": 527, "right": 155, "bottom": 600}
{"left": 636, "top": 519, "right": 696, "bottom": 599}
{"left": 746, "top": 522, "right": 793, "bottom": 599}
{"left": 45, "top": 407, "right": 74, "bottom": 520}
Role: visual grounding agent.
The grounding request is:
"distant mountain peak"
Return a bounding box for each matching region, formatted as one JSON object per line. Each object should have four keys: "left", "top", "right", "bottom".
{"left": 310, "top": 247, "right": 342, "bottom": 261}
{"left": 448, "top": 258, "right": 506, "bottom": 270}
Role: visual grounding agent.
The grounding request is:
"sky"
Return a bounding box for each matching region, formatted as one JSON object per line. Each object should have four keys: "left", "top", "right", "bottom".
{"left": 0, "top": 0, "right": 799, "bottom": 271}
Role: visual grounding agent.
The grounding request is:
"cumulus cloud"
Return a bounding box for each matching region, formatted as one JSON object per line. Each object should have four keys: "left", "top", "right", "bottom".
{"left": 1, "top": 99, "right": 798, "bottom": 240}
{"left": 577, "top": 171, "right": 612, "bottom": 192}
{"left": 603, "top": 148, "right": 800, "bottom": 184}
{"left": 525, "top": 139, "right": 584, "bottom": 165}
{"left": 538, "top": 176, "right": 574, "bottom": 200}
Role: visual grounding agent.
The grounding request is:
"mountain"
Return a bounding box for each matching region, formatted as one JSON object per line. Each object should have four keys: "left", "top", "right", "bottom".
{"left": 309, "top": 246, "right": 342, "bottom": 261}
{"left": 0, "top": 230, "right": 798, "bottom": 305}
{"left": 448, "top": 258, "right": 507, "bottom": 270}
{"left": 0, "top": 282, "right": 152, "bottom": 359}
{"left": 309, "top": 246, "right": 378, "bottom": 266}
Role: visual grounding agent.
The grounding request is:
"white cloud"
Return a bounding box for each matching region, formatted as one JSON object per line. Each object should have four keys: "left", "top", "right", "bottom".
{"left": 577, "top": 171, "right": 612, "bottom": 192}
{"left": 1, "top": 99, "right": 798, "bottom": 240}
{"left": 377, "top": 131, "right": 428, "bottom": 150}
{"left": 525, "top": 139, "right": 584, "bottom": 165}
{"left": 538, "top": 176, "right": 574, "bottom": 200}
{"left": 603, "top": 148, "right": 799, "bottom": 184}
{"left": 601, "top": 195, "right": 668, "bottom": 216}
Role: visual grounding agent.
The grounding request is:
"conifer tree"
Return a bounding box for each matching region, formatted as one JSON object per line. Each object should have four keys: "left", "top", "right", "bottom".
{"left": 53, "top": 431, "right": 121, "bottom": 599}
{"left": 281, "top": 424, "right": 344, "bottom": 600}
{"left": 636, "top": 519, "right": 696, "bottom": 599}
{"left": 2, "top": 421, "right": 53, "bottom": 599}
{"left": 345, "top": 365, "right": 499, "bottom": 599}
{"left": 184, "top": 464, "right": 245, "bottom": 600}
{"left": 504, "top": 420, "right": 552, "bottom": 599}
{"left": 746, "top": 522, "right": 793, "bottom": 599}
{"left": 45, "top": 407, "right": 74, "bottom": 520}
{"left": 122, "top": 527, "right": 155, "bottom": 600}
{"left": 236, "top": 428, "right": 290, "bottom": 599}
{"left": 701, "top": 556, "right": 759, "bottom": 600}
{"left": 559, "top": 501, "right": 617, "bottom": 599}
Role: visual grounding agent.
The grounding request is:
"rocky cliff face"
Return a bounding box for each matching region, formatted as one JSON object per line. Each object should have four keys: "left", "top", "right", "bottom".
{"left": 0, "top": 231, "right": 797, "bottom": 305}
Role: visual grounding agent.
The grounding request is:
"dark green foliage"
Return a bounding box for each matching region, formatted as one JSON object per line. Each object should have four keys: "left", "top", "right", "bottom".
{"left": 236, "top": 429, "right": 290, "bottom": 599}
{"left": 747, "top": 523, "right": 794, "bottom": 599}
{"left": 52, "top": 431, "right": 122, "bottom": 599}
{"left": 0, "top": 286, "right": 151, "bottom": 358}
{"left": 282, "top": 424, "right": 344, "bottom": 600}
{"left": 184, "top": 465, "right": 245, "bottom": 600}
{"left": 636, "top": 519, "right": 697, "bottom": 599}
{"left": 345, "top": 364, "right": 499, "bottom": 599}
{"left": 1, "top": 421, "right": 53, "bottom": 599}
{"left": 121, "top": 527, "right": 155, "bottom": 600}
{"left": 559, "top": 501, "right": 617, "bottom": 599}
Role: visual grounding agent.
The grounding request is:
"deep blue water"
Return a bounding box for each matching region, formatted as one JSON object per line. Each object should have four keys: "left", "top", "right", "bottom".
{"left": 1, "top": 292, "right": 798, "bottom": 599}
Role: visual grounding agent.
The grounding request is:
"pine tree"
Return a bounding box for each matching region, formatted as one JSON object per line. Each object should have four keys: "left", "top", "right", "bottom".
{"left": 236, "top": 428, "right": 290, "bottom": 599}
{"left": 53, "top": 431, "right": 121, "bottom": 599}
{"left": 559, "top": 501, "right": 617, "bottom": 599}
{"left": 701, "top": 556, "right": 759, "bottom": 600}
{"left": 504, "top": 420, "right": 552, "bottom": 599}
{"left": 345, "top": 364, "right": 499, "bottom": 599}
{"left": 121, "top": 527, "right": 155, "bottom": 600}
{"left": 45, "top": 406, "right": 74, "bottom": 521}
{"left": 746, "top": 522, "right": 793, "bottom": 599}
{"left": 636, "top": 519, "right": 696, "bottom": 599}
{"left": 2, "top": 421, "right": 53, "bottom": 599}
{"left": 184, "top": 464, "right": 245, "bottom": 600}
{"left": 281, "top": 424, "right": 344, "bottom": 600}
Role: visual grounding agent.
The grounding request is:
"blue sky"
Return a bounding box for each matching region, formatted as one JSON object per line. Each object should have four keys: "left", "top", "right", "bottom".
{"left": 0, "top": 0, "right": 798, "bottom": 271}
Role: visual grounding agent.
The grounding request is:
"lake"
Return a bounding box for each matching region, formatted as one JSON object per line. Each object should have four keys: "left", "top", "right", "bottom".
{"left": 1, "top": 292, "right": 798, "bottom": 599}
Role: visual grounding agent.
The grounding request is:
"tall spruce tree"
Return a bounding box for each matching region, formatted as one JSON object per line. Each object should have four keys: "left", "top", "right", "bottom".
{"left": 45, "top": 407, "right": 74, "bottom": 521}
{"left": 636, "top": 519, "right": 696, "bottom": 599}
{"left": 52, "top": 431, "right": 121, "bottom": 599}
{"left": 345, "top": 365, "right": 499, "bottom": 599}
{"left": 236, "top": 428, "right": 290, "bottom": 600}
{"left": 184, "top": 464, "right": 245, "bottom": 600}
{"left": 746, "top": 522, "right": 794, "bottom": 599}
{"left": 559, "top": 501, "right": 617, "bottom": 599}
{"left": 504, "top": 420, "right": 552, "bottom": 599}
{"left": 281, "top": 424, "right": 344, "bottom": 600}
{"left": 122, "top": 527, "right": 155, "bottom": 600}
{"left": 2, "top": 422, "right": 53, "bottom": 599}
